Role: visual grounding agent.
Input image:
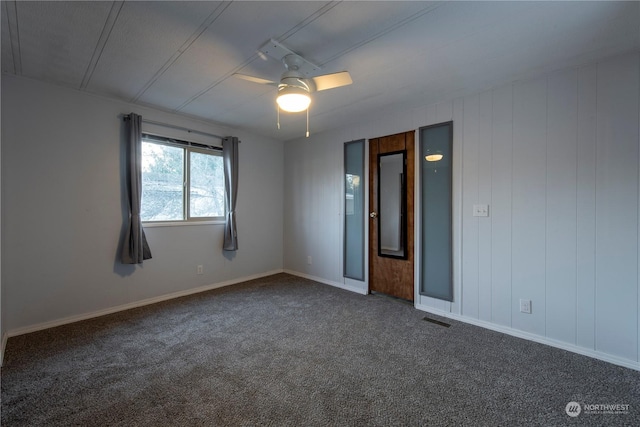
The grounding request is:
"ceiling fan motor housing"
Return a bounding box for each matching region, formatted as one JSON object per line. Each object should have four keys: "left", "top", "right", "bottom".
{"left": 279, "top": 75, "right": 312, "bottom": 93}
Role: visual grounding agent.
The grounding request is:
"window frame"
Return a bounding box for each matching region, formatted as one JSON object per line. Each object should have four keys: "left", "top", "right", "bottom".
{"left": 141, "top": 133, "right": 225, "bottom": 226}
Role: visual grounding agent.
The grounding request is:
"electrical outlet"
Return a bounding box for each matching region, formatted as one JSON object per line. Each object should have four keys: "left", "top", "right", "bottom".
{"left": 197, "top": 265, "right": 203, "bottom": 275}
{"left": 307, "top": 256, "right": 312, "bottom": 265}
{"left": 520, "top": 299, "right": 532, "bottom": 314}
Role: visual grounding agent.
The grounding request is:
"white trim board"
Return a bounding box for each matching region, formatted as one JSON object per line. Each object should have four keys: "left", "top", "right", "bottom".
{"left": 1, "top": 269, "right": 356, "bottom": 366}
{"left": 283, "top": 270, "right": 368, "bottom": 296}
{"left": 278, "top": 271, "right": 640, "bottom": 371}
{"left": 415, "top": 303, "right": 640, "bottom": 372}
{"left": 3, "top": 269, "right": 284, "bottom": 344}
{"left": 5, "top": 269, "right": 634, "bottom": 372}
{"left": 1, "top": 333, "right": 8, "bottom": 367}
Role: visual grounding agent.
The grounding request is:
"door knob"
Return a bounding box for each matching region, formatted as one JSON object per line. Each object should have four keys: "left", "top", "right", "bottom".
{"left": 369, "top": 212, "right": 378, "bottom": 218}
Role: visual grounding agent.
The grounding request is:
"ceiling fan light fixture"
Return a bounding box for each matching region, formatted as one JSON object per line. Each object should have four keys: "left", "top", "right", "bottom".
{"left": 277, "top": 85, "right": 311, "bottom": 112}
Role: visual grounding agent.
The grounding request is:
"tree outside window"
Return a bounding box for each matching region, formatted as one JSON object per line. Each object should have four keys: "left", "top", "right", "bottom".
{"left": 141, "top": 137, "right": 224, "bottom": 222}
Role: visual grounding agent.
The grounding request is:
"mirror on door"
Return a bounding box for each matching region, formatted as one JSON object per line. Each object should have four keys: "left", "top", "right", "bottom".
{"left": 377, "top": 150, "right": 407, "bottom": 259}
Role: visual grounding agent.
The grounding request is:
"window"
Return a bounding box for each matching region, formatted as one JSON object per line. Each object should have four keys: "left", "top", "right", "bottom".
{"left": 419, "top": 121, "right": 453, "bottom": 301}
{"left": 343, "top": 139, "right": 365, "bottom": 280}
{"left": 141, "top": 134, "right": 224, "bottom": 222}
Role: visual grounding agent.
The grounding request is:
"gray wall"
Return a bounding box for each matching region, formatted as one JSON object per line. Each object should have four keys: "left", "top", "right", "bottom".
{"left": 283, "top": 51, "right": 640, "bottom": 369}
{"left": 0, "top": 71, "right": 3, "bottom": 363}
{"left": 1, "top": 75, "right": 284, "bottom": 335}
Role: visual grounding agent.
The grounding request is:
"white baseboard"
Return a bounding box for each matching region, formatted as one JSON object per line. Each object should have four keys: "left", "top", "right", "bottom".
{"left": 5, "top": 270, "right": 636, "bottom": 372}
{"left": 283, "top": 269, "right": 368, "bottom": 295}
{"left": 1, "top": 332, "right": 8, "bottom": 367}
{"left": 415, "top": 303, "right": 640, "bottom": 372}
{"left": 283, "top": 271, "right": 639, "bottom": 371}
{"left": 5, "top": 269, "right": 284, "bottom": 342}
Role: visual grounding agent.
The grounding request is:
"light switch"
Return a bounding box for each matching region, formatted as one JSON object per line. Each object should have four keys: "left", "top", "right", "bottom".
{"left": 473, "top": 204, "right": 489, "bottom": 217}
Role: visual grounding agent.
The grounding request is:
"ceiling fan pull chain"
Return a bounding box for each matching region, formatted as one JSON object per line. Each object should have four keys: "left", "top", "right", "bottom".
{"left": 306, "top": 107, "right": 310, "bottom": 138}
{"left": 277, "top": 105, "right": 280, "bottom": 130}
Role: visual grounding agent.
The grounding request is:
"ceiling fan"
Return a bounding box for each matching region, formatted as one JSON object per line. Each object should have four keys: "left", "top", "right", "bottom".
{"left": 233, "top": 39, "right": 353, "bottom": 136}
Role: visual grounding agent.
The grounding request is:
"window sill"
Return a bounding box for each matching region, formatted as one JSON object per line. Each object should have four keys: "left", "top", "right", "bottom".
{"left": 142, "top": 220, "right": 225, "bottom": 228}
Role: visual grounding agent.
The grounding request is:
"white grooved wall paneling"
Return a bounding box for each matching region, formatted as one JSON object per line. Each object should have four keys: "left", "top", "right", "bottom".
{"left": 283, "top": 51, "right": 640, "bottom": 369}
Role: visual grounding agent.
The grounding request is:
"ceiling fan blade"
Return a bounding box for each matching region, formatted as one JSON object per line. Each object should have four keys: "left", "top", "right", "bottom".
{"left": 311, "top": 71, "right": 353, "bottom": 91}
{"left": 233, "top": 73, "right": 277, "bottom": 86}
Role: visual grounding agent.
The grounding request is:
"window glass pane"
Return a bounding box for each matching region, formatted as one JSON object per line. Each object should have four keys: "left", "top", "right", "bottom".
{"left": 141, "top": 142, "right": 184, "bottom": 221}
{"left": 190, "top": 151, "right": 224, "bottom": 218}
{"left": 344, "top": 140, "right": 365, "bottom": 280}
{"left": 420, "top": 122, "right": 453, "bottom": 301}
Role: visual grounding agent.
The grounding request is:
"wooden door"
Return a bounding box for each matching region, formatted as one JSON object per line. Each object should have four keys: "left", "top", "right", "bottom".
{"left": 369, "top": 131, "right": 415, "bottom": 301}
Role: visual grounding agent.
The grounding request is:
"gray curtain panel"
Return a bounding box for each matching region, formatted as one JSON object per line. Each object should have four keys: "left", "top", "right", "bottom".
{"left": 223, "top": 136, "right": 239, "bottom": 251}
{"left": 121, "top": 113, "right": 152, "bottom": 264}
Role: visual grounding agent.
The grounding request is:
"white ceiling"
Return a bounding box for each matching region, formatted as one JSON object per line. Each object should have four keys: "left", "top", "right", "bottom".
{"left": 2, "top": 1, "right": 639, "bottom": 141}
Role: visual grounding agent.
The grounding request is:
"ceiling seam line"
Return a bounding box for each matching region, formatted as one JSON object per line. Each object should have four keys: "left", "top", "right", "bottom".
{"left": 173, "top": 53, "right": 261, "bottom": 112}
{"left": 319, "top": 2, "right": 444, "bottom": 67}
{"left": 130, "top": 1, "right": 233, "bottom": 103}
{"left": 279, "top": 1, "right": 342, "bottom": 43}
{"left": 6, "top": 0, "right": 22, "bottom": 74}
{"left": 2, "top": 1, "right": 15, "bottom": 74}
{"left": 80, "top": 1, "right": 124, "bottom": 90}
{"left": 3, "top": 1, "right": 13, "bottom": 73}
{"left": 173, "top": 1, "right": 342, "bottom": 113}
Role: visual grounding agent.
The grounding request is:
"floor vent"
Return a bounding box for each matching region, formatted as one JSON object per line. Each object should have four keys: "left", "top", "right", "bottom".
{"left": 423, "top": 316, "right": 451, "bottom": 327}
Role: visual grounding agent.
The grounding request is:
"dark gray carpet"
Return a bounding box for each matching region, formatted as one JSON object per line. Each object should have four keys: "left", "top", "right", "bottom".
{"left": 2, "top": 273, "right": 639, "bottom": 426}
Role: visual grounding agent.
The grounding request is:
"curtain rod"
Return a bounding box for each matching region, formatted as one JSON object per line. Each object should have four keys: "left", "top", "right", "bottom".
{"left": 142, "top": 118, "right": 228, "bottom": 141}
{"left": 124, "top": 115, "right": 235, "bottom": 142}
